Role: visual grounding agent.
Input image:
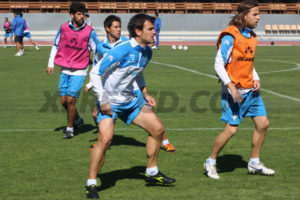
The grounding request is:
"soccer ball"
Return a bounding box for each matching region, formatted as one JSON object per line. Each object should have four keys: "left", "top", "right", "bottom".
{"left": 171, "top": 45, "right": 177, "bottom": 50}
{"left": 178, "top": 45, "right": 183, "bottom": 50}
{"left": 183, "top": 45, "right": 189, "bottom": 51}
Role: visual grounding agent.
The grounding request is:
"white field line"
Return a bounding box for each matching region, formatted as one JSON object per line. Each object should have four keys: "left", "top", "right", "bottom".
{"left": 258, "top": 59, "right": 300, "bottom": 74}
{"left": 1, "top": 127, "right": 300, "bottom": 133}
{"left": 151, "top": 60, "right": 300, "bottom": 103}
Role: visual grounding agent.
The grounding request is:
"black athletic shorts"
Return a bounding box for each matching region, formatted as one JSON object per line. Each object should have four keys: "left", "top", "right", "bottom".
{"left": 15, "top": 36, "right": 24, "bottom": 43}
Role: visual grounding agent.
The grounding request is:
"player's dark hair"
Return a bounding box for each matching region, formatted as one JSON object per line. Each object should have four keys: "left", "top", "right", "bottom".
{"left": 84, "top": 13, "right": 89, "bottom": 17}
{"left": 155, "top": 12, "right": 159, "bottom": 17}
{"left": 127, "top": 14, "right": 155, "bottom": 38}
{"left": 229, "top": 0, "right": 258, "bottom": 27}
{"left": 69, "top": 2, "right": 87, "bottom": 14}
{"left": 104, "top": 15, "right": 121, "bottom": 33}
{"left": 14, "top": 9, "right": 23, "bottom": 17}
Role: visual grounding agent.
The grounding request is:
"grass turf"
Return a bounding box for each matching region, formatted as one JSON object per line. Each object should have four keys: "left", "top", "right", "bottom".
{"left": 0, "top": 46, "right": 299, "bottom": 200}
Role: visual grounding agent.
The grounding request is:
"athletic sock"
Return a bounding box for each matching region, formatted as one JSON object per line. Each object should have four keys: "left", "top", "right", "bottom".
{"left": 146, "top": 166, "right": 158, "bottom": 176}
{"left": 87, "top": 179, "right": 97, "bottom": 186}
{"left": 162, "top": 139, "right": 169, "bottom": 146}
{"left": 206, "top": 157, "right": 216, "bottom": 165}
{"left": 249, "top": 158, "right": 260, "bottom": 165}
{"left": 66, "top": 127, "right": 74, "bottom": 132}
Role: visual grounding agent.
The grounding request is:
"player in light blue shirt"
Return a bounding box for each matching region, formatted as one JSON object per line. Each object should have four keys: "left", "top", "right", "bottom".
{"left": 85, "top": 15, "right": 129, "bottom": 126}
{"left": 153, "top": 12, "right": 161, "bottom": 49}
{"left": 85, "top": 14, "right": 175, "bottom": 199}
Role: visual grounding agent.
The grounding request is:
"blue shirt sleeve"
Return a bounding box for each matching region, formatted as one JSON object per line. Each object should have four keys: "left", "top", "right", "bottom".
{"left": 90, "top": 29, "right": 101, "bottom": 53}
{"left": 220, "top": 35, "right": 234, "bottom": 64}
{"left": 11, "top": 19, "right": 16, "bottom": 34}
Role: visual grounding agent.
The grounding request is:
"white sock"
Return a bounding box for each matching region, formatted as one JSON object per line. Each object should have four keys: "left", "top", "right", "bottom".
{"left": 66, "top": 127, "right": 74, "bottom": 132}
{"left": 162, "top": 139, "right": 169, "bottom": 146}
{"left": 250, "top": 158, "right": 259, "bottom": 165}
{"left": 206, "top": 157, "right": 216, "bottom": 165}
{"left": 146, "top": 166, "right": 158, "bottom": 176}
{"left": 87, "top": 179, "right": 97, "bottom": 186}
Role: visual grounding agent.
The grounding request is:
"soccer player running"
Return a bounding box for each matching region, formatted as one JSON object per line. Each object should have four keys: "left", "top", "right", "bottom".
{"left": 23, "top": 18, "right": 39, "bottom": 50}
{"left": 85, "top": 14, "right": 175, "bottom": 199}
{"left": 86, "top": 15, "right": 175, "bottom": 152}
{"left": 204, "top": 0, "right": 275, "bottom": 179}
{"left": 46, "top": 2, "right": 101, "bottom": 139}
{"left": 11, "top": 10, "right": 26, "bottom": 56}
{"left": 3, "top": 17, "right": 13, "bottom": 48}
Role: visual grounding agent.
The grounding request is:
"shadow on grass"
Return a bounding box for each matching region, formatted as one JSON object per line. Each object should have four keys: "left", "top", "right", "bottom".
{"left": 98, "top": 165, "right": 173, "bottom": 191}
{"left": 98, "top": 166, "right": 145, "bottom": 191}
{"left": 54, "top": 124, "right": 95, "bottom": 135}
{"left": 217, "top": 154, "right": 248, "bottom": 173}
{"left": 89, "top": 134, "right": 165, "bottom": 151}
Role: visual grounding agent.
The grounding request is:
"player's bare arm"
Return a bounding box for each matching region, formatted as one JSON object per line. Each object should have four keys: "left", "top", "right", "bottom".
{"left": 227, "top": 82, "right": 243, "bottom": 103}
{"left": 141, "top": 86, "right": 156, "bottom": 107}
{"left": 46, "top": 67, "right": 54, "bottom": 76}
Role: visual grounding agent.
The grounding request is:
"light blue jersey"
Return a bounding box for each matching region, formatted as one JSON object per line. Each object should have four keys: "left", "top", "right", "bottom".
{"left": 93, "top": 35, "right": 128, "bottom": 65}
{"left": 91, "top": 38, "right": 151, "bottom": 105}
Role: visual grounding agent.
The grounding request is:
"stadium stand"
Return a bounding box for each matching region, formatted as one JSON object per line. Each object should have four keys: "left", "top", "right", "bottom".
{"left": 0, "top": 1, "right": 300, "bottom": 14}
{"left": 1, "top": 1, "right": 300, "bottom": 45}
{"left": 265, "top": 24, "right": 271, "bottom": 34}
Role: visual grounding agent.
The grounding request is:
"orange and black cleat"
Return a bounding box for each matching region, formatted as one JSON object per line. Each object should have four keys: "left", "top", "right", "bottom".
{"left": 164, "top": 143, "right": 176, "bottom": 152}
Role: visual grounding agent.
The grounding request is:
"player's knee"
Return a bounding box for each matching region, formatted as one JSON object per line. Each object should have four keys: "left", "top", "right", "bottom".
{"left": 66, "top": 96, "right": 76, "bottom": 105}
{"left": 257, "top": 118, "right": 269, "bottom": 131}
{"left": 60, "top": 98, "right": 66, "bottom": 105}
{"left": 98, "top": 135, "right": 112, "bottom": 150}
{"left": 226, "top": 126, "right": 238, "bottom": 136}
{"left": 152, "top": 124, "right": 165, "bottom": 138}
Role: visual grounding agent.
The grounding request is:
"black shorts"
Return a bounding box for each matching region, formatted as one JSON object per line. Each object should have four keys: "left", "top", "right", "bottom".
{"left": 15, "top": 36, "right": 24, "bottom": 43}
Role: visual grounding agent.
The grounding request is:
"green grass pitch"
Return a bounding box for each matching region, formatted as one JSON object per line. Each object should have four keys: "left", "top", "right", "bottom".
{"left": 0, "top": 46, "right": 299, "bottom": 200}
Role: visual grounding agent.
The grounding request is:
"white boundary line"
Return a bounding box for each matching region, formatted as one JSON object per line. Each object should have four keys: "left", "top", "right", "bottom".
{"left": 258, "top": 59, "right": 300, "bottom": 74}
{"left": 151, "top": 60, "right": 300, "bottom": 103}
{"left": 1, "top": 127, "right": 300, "bottom": 133}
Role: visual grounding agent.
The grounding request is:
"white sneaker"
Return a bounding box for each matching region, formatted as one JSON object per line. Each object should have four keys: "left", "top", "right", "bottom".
{"left": 204, "top": 162, "right": 220, "bottom": 179}
{"left": 35, "top": 45, "right": 39, "bottom": 50}
{"left": 152, "top": 46, "right": 157, "bottom": 50}
{"left": 15, "top": 51, "right": 22, "bottom": 56}
{"left": 248, "top": 162, "right": 275, "bottom": 176}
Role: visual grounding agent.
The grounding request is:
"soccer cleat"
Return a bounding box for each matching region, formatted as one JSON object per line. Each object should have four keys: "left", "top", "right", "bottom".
{"left": 204, "top": 162, "right": 220, "bottom": 179}
{"left": 89, "top": 144, "right": 96, "bottom": 151}
{"left": 248, "top": 162, "right": 275, "bottom": 176}
{"left": 85, "top": 185, "right": 99, "bottom": 199}
{"left": 35, "top": 45, "right": 39, "bottom": 50}
{"left": 164, "top": 143, "right": 176, "bottom": 152}
{"left": 15, "top": 51, "right": 22, "bottom": 56}
{"left": 63, "top": 130, "right": 74, "bottom": 139}
{"left": 145, "top": 171, "right": 176, "bottom": 185}
{"left": 74, "top": 117, "right": 84, "bottom": 128}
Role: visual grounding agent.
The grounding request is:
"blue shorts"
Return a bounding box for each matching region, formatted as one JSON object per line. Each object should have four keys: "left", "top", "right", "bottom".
{"left": 5, "top": 32, "right": 12, "bottom": 38}
{"left": 24, "top": 32, "right": 31, "bottom": 38}
{"left": 97, "top": 89, "right": 146, "bottom": 125}
{"left": 220, "top": 91, "right": 267, "bottom": 125}
{"left": 58, "top": 73, "right": 85, "bottom": 98}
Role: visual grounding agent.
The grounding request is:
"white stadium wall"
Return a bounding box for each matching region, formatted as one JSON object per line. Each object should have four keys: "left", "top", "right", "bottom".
{"left": 1, "top": 13, "right": 300, "bottom": 42}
